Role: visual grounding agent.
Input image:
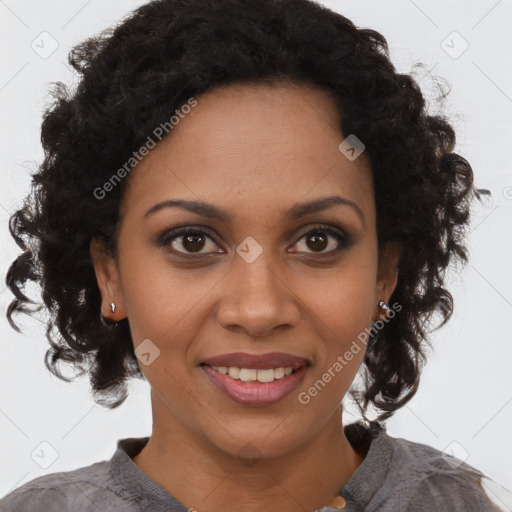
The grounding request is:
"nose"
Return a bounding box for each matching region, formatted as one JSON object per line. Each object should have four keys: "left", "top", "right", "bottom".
{"left": 216, "top": 255, "right": 301, "bottom": 338}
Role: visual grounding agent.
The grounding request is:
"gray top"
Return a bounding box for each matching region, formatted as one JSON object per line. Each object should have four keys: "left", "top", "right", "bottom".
{"left": 0, "top": 423, "right": 504, "bottom": 511}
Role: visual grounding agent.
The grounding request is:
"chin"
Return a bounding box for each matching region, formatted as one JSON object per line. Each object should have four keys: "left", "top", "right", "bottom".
{"left": 205, "top": 423, "right": 305, "bottom": 462}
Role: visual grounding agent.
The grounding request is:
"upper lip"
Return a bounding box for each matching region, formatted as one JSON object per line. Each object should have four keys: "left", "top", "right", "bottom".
{"left": 200, "top": 352, "right": 311, "bottom": 369}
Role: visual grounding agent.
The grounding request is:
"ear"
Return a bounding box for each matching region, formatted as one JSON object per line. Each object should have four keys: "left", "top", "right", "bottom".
{"left": 90, "top": 239, "right": 127, "bottom": 322}
{"left": 373, "top": 241, "right": 401, "bottom": 322}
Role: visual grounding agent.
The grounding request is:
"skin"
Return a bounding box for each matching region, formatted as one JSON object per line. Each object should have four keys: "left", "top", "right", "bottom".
{"left": 91, "top": 81, "right": 400, "bottom": 512}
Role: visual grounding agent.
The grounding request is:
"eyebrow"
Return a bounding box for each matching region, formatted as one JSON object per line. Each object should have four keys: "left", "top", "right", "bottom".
{"left": 144, "top": 195, "right": 365, "bottom": 225}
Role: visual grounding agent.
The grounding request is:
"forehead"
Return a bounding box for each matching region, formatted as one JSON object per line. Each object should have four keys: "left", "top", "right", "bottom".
{"left": 121, "top": 82, "right": 375, "bottom": 224}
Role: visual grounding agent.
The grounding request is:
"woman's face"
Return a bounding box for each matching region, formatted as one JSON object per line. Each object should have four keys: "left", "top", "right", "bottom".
{"left": 92, "top": 82, "right": 399, "bottom": 459}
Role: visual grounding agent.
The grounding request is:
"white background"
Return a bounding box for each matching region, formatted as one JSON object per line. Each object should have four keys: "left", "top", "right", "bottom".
{"left": 1, "top": 0, "right": 511, "bottom": 508}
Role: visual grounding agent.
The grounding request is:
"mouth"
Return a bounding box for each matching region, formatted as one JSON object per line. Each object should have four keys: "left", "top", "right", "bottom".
{"left": 199, "top": 363, "right": 303, "bottom": 382}
{"left": 199, "top": 356, "right": 311, "bottom": 407}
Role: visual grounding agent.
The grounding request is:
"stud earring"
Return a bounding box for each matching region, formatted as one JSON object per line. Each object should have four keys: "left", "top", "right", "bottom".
{"left": 378, "top": 300, "right": 389, "bottom": 311}
{"left": 111, "top": 302, "right": 116, "bottom": 313}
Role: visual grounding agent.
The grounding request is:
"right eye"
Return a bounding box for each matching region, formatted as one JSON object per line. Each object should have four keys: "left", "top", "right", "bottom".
{"left": 158, "top": 226, "right": 224, "bottom": 256}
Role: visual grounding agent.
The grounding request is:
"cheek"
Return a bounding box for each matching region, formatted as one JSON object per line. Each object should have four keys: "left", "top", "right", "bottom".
{"left": 117, "top": 248, "right": 221, "bottom": 367}
{"left": 115, "top": 238, "right": 175, "bottom": 341}
{"left": 301, "top": 274, "right": 374, "bottom": 406}
{"left": 300, "top": 252, "right": 377, "bottom": 340}
{"left": 321, "top": 276, "right": 374, "bottom": 343}
{"left": 295, "top": 255, "right": 376, "bottom": 399}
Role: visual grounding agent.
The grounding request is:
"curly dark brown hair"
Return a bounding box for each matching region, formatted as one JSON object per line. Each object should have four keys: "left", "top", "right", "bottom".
{"left": 6, "top": 0, "right": 483, "bottom": 424}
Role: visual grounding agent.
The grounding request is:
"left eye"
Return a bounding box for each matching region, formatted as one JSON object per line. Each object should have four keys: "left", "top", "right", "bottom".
{"left": 291, "top": 226, "right": 348, "bottom": 254}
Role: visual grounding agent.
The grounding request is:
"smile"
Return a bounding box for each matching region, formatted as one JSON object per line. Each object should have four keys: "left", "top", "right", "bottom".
{"left": 208, "top": 365, "right": 296, "bottom": 382}
{"left": 200, "top": 363, "right": 309, "bottom": 406}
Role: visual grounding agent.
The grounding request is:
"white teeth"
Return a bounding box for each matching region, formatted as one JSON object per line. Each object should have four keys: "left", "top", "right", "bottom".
{"left": 273, "top": 367, "right": 285, "bottom": 379}
{"left": 239, "top": 368, "right": 257, "bottom": 382}
{"left": 227, "top": 367, "right": 240, "bottom": 379}
{"left": 210, "top": 365, "right": 297, "bottom": 382}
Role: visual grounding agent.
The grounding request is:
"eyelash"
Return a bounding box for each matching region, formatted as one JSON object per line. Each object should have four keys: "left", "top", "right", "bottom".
{"left": 157, "top": 223, "right": 354, "bottom": 258}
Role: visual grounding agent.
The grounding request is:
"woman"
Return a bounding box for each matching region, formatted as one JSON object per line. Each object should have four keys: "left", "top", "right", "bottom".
{"left": 1, "top": 0, "right": 503, "bottom": 510}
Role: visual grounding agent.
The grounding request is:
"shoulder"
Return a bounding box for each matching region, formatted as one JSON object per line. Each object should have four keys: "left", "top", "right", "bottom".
{"left": 381, "top": 432, "right": 502, "bottom": 511}
{"left": 0, "top": 459, "right": 134, "bottom": 512}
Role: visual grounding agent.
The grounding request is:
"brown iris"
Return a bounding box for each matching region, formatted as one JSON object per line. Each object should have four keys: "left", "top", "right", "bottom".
{"left": 306, "top": 231, "right": 328, "bottom": 252}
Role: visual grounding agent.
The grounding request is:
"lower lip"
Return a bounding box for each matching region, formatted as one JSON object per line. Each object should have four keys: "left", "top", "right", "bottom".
{"left": 200, "top": 364, "right": 309, "bottom": 406}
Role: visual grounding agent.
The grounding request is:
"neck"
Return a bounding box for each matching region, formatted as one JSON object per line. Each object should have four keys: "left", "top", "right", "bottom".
{"left": 132, "top": 396, "right": 365, "bottom": 512}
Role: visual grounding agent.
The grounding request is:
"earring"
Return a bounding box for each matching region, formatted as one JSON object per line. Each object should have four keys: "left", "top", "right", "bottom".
{"left": 111, "top": 302, "right": 116, "bottom": 313}
{"left": 378, "top": 300, "right": 389, "bottom": 311}
{"left": 375, "top": 300, "right": 389, "bottom": 323}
